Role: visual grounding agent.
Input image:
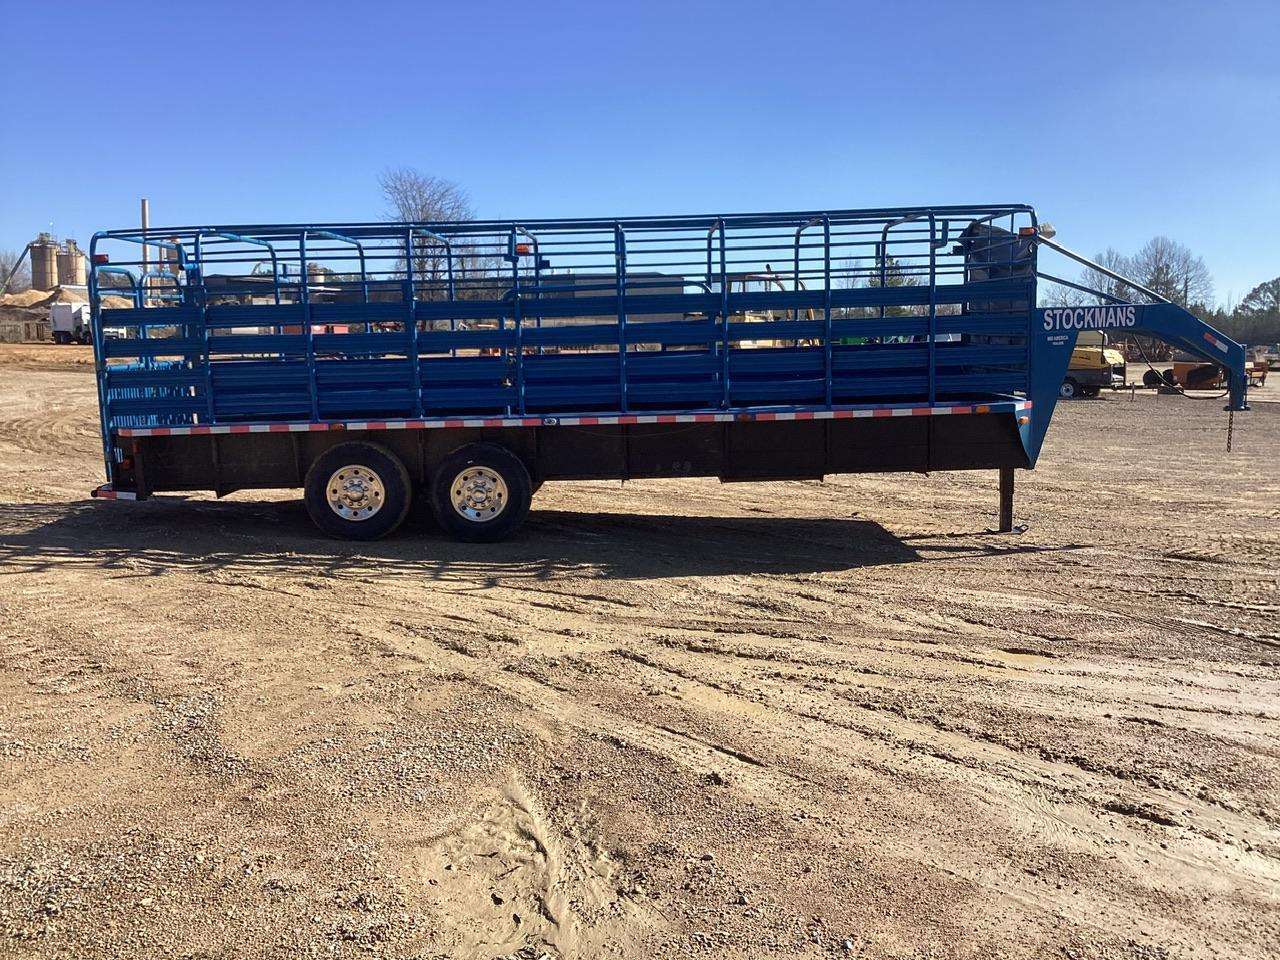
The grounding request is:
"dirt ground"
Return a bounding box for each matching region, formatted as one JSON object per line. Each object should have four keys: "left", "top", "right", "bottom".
{"left": 1, "top": 344, "right": 1277, "bottom": 959}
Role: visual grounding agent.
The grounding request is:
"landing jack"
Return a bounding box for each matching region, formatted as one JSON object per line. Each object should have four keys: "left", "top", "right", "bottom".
{"left": 998, "top": 467, "right": 1015, "bottom": 533}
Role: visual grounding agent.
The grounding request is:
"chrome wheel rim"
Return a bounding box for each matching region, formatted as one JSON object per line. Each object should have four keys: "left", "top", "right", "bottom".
{"left": 450, "top": 466, "right": 507, "bottom": 523}
{"left": 326, "top": 465, "right": 385, "bottom": 521}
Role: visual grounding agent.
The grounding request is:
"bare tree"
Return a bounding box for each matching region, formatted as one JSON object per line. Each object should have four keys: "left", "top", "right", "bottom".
{"left": 379, "top": 168, "right": 473, "bottom": 223}
{"left": 1081, "top": 248, "right": 1138, "bottom": 302}
{"left": 377, "top": 167, "right": 509, "bottom": 305}
{"left": 1128, "top": 236, "right": 1212, "bottom": 306}
{"left": 378, "top": 168, "right": 476, "bottom": 299}
{"left": 0, "top": 248, "right": 31, "bottom": 294}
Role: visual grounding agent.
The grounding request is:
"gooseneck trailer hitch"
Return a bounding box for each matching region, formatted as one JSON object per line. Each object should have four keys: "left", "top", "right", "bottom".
{"left": 1032, "top": 231, "right": 1250, "bottom": 414}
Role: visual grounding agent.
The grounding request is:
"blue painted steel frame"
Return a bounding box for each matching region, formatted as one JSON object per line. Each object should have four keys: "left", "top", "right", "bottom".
{"left": 85, "top": 203, "right": 1250, "bottom": 486}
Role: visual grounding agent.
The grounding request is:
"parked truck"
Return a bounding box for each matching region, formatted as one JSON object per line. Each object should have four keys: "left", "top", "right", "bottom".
{"left": 85, "top": 205, "right": 1250, "bottom": 541}
{"left": 1061, "top": 331, "right": 1126, "bottom": 398}
{"left": 50, "top": 302, "right": 92, "bottom": 344}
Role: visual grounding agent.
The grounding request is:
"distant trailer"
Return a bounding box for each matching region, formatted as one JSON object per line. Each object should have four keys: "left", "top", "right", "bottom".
{"left": 85, "top": 206, "right": 1249, "bottom": 541}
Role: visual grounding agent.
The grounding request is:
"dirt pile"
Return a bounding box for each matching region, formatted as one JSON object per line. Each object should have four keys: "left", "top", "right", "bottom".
{"left": 0, "top": 288, "right": 132, "bottom": 311}
{"left": 0, "top": 289, "right": 52, "bottom": 307}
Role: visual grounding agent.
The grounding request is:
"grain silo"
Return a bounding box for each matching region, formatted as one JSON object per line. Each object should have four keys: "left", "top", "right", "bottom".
{"left": 57, "top": 239, "right": 87, "bottom": 286}
{"left": 29, "top": 234, "right": 59, "bottom": 291}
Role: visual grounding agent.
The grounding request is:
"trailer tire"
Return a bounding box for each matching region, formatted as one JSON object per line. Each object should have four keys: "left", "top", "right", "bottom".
{"left": 304, "top": 442, "right": 412, "bottom": 541}
{"left": 430, "top": 442, "right": 532, "bottom": 543}
{"left": 1059, "top": 378, "right": 1080, "bottom": 399}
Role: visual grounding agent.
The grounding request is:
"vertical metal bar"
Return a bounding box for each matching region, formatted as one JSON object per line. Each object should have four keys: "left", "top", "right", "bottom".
{"left": 406, "top": 229, "right": 423, "bottom": 417}
{"left": 822, "top": 216, "right": 832, "bottom": 407}
{"left": 878, "top": 240, "right": 887, "bottom": 322}
{"left": 998, "top": 467, "right": 1015, "bottom": 533}
{"left": 140, "top": 198, "right": 149, "bottom": 305}
{"left": 88, "top": 236, "right": 115, "bottom": 479}
{"left": 709, "top": 219, "right": 728, "bottom": 408}
{"left": 195, "top": 234, "right": 215, "bottom": 424}
{"left": 615, "top": 224, "right": 628, "bottom": 413}
{"left": 300, "top": 232, "right": 319, "bottom": 421}
{"left": 512, "top": 252, "right": 524, "bottom": 418}
{"left": 927, "top": 215, "right": 937, "bottom": 405}
{"left": 793, "top": 229, "right": 802, "bottom": 322}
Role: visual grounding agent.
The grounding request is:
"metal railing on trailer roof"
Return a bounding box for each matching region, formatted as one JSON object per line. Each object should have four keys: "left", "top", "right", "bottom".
{"left": 88, "top": 205, "right": 1039, "bottom": 428}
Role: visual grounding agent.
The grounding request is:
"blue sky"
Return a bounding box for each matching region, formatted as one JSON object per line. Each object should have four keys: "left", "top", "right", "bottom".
{"left": 2, "top": 0, "right": 1276, "bottom": 305}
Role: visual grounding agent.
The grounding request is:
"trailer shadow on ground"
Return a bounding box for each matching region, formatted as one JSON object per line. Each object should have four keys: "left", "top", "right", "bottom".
{"left": 0, "top": 498, "right": 1086, "bottom": 583}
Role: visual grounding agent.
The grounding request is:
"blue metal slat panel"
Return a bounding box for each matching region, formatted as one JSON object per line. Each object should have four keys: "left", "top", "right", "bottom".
{"left": 730, "top": 380, "right": 827, "bottom": 403}
{"left": 728, "top": 347, "right": 824, "bottom": 374}
{"left": 831, "top": 375, "right": 931, "bottom": 396}
{"left": 522, "top": 354, "right": 620, "bottom": 380}
{"left": 317, "top": 392, "right": 417, "bottom": 415}
{"left": 208, "top": 334, "right": 309, "bottom": 354}
{"left": 206, "top": 304, "right": 305, "bottom": 326}
{"left": 627, "top": 381, "right": 722, "bottom": 403}
{"left": 626, "top": 350, "right": 720, "bottom": 377}
{"left": 727, "top": 319, "right": 824, "bottom": 341}
{"left": 830, "top": 318, "right": 930, "bottom": 340}
{"left": 312, "top": 332, "right": 413, "bottom": 354}
{"left": 832, "top": 346, "right": 930, "bottom": 371}
{"left": 935, "top": 374, "right": 1027, "bottom": 392}
{"left": 308, "top": 302, "right": 409, "bottom": 325}
{"left": 108, "top": 396, "right": 206, "bottom": 417}
{"left": 417, "top": 328, "right": 519, "bottom": 351}
{"left": 418, "top": 357, "right": 510, "bottom": 384}
{"left": 416, "top": 300, "right": 515, "bottom": 323}
{"left": 619, "top": 320, "right": 719, "bottom": 346}
{"left": 315, "top": 360, "right": 413, "bottom": 385}
{"left": 935, "top": 345, "right": 1028, "bottom": 366}
{"left": 522, "top": 324, "right": 621, "bottom": 347}
{"left": 98, "top": 307, "right": 200, "bottom": 327}
{"left": 103, "top": 337, "right": 206, "bottom": 358}
{"left": 524, "top": 382, "right": 619, "bottom": 406}
{"left": 210, "top": 359, "right": 311, "bottom": 379}
{"left": 214, "top": 397, "right": 313, "bottom": 418}
{"left": 421, "top": 386, "right": 516, "bottom": 410}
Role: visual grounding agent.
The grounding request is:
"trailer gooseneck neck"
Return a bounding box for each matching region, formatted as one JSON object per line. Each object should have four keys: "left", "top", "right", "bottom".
{"left": 1032, "top": 233, "right": 1249, "bottom": 414}
{"left": 84, "top": 205, "right": 1248, "bottom": 541}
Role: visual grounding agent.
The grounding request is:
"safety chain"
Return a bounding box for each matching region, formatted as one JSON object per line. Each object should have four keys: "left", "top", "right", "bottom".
{"left": 1227, "top": 407, "right": 1234, "bottom": 453}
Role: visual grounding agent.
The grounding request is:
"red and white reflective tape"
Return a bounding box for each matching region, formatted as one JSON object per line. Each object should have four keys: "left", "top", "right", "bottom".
{"left": 90, "top": 484, "right": 137, "bottom": 501}
{"left": 1202, "top": 331, "right": 1230, "bottom": 355}
{"left": 115, "top": 400, "right": 1031, "bottom": 439}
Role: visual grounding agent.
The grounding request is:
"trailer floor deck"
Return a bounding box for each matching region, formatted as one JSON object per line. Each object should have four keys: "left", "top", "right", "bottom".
{"left": 1, "top": 349, "right": 1277, "bottom": 959}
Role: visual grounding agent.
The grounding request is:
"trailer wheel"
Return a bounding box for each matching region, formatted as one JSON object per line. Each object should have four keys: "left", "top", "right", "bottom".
{"left": 304, "top": 442, "right": 412, "bottom": 541}
{"left": 1059, "top": 378, "right": 1080, "bottom": 399}
{"left": 430, "top": 442, "right": 532, "bottom": 542}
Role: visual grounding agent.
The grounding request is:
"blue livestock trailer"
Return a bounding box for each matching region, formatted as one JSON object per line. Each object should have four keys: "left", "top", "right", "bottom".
{"left": 86, "top": 205, "right": 1249, "bottom": 541}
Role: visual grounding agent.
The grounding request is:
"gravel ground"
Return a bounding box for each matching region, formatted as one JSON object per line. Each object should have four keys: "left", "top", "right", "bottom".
{"left": 1, "top": 345, "right": 1277, "bottom": 959}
